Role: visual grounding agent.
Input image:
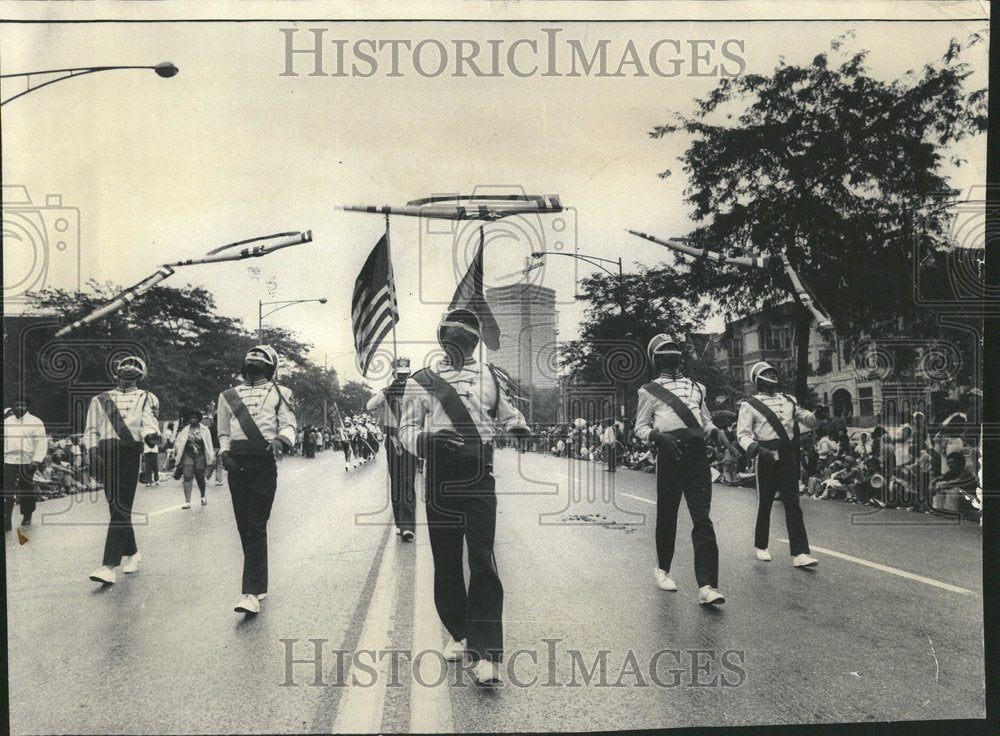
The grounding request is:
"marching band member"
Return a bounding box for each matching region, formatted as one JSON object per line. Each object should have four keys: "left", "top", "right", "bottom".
{"left": 216, "top": 345, "right": 297, "bottom": 615}
{"left": 634, "top": 334, "right": 734, "bottom": 605}
{"left": 86, "top": 356, "right": 161, "bottom": 585}
{"left": 736, "top": 361, "right": 819, "bottom": 568}
{"left": 366, "top": 357, "right": 417, "bottom": 541}
{"left": 398, "top": 309, "right": 530, "bottom": 686}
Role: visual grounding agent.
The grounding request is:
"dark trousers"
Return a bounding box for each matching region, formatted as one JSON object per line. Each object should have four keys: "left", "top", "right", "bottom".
{"left": 4, "top": 463, "right": 36, "bottom": 527}
{"left": 755, "top": 450, "right": 810, "bottom": 555}
{"left": 227, "top": 454, "right": 278, "bottom": 595}
{"left": 142, "top": 452, "right": 159, "bottom": 484}
{"left": 425, "top": 450, "right": 503, "bottom": 663}
{"left": 606, "top": 444, "right": 618, "bottom": 471}
{"left": 98, "top": 444, "right": 142, "bottom": 567}
{"left": 655, "top": 438, "right": 719, "bottom": 588}
{"left": 386, "top": 441, "right": 416, "bottom": 533}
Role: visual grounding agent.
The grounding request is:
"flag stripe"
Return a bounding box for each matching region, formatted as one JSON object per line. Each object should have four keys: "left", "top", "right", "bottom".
{"left": 352, "top": 233, "right": 398, "bottom": 377}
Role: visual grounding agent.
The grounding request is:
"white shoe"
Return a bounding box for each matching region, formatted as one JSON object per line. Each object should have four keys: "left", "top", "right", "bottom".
{"left": 471, "top": 659, "right": 502, "bottom": 686}
{"left": 182, "top": 502, "right": 191, "bottom": 509}
{"left": 258, "top": 592, "right": 268, "bottom": 601}
{"left": 755, "top": 548, "right": 772, "bottom": 561}
{"left": 698, "top": 585, "right": 726, "bottom": 605}
{"left": 89, "top": 566, "right": 116, "bottom": 585}
{"left": 401, "top": 530, "right": 414, "bottom": 542}
{"left": 442, "top": 638, "right": 466, "bottom": 661}
{"left": 201, "top": 497, "right": 207, "bottom": 505}
{"left": 234, "top": 594, "right": 260, "bottom": 614}
{"left": 654, "top": 567, "right": 678, "bottom": 591}
{"left": 793, "top": 554, "right": 819, "bottom": 568}
{"left": 121, "top": 551, "right": 142, "bottom": 574}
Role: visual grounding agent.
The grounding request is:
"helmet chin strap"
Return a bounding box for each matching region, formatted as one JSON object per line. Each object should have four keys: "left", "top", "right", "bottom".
{"left": 757, "top": 380, "right": 777, "bottom": 394}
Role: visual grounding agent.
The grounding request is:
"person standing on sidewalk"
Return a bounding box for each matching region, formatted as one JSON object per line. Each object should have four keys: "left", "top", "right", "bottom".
{"left": 366, "top": 357, "right": 417, "bottom": 541}
{"left": 216, "top": 345, "right": 296, "bottom": 615}
{"left": 634, "top": 334, "right": 734, "bottom": 606}
{"left": 398, "top": 309, "right": 530, "bottom": 686}
{"left": 4, "top": 398, "right": 48, "bottom": 531}
{"left": 86, "top": 356, "right": 160, "bottom": 584}
{"left": 736, "top": 361, "right": 819, "bottom": 569}
{"left": 142, "top": 431, "right": 160, "bottom": 487}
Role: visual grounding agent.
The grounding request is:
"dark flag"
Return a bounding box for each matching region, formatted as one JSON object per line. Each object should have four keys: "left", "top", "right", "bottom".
{"left": 352, "top": 233, "right": 398, "bottom": 376}
{"left": 449, "top": 227, "right": 501, "bottom": 350}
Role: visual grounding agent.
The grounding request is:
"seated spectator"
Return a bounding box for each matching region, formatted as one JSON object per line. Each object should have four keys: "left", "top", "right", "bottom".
{"left": 854, "top": 432, "right": 873, "bottom": 458}
{"left": 930, "top": 451, "right": 978, "bottom": 514}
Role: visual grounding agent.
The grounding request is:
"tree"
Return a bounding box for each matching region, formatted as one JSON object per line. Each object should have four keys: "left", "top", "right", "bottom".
{"left": 10, "top": 280, "right": 314, "bottom": 430}
{"left": 337, "top": 380, "right": 375, "bottom": 417}
{"left": 650, "top": 31, "right": 987, "bottom": 400}
{"left": 282, "top": 364, "right": 340, "bottom": 428}
{"left": 560, "top": 264, "right": 737, "bottom": 421}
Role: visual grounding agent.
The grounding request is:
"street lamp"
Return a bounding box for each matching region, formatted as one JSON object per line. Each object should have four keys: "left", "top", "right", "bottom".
{"left": 1, "top": 62, "right": 179, "bottom": 106}
{"left": 258, "top": 298, "right": 328, "bottom": 343}
{"left": 531, "top": 251, "right": 625, "bottom": 313}
{"left": 532, "top": 250, "right": 629, "bottom": 421}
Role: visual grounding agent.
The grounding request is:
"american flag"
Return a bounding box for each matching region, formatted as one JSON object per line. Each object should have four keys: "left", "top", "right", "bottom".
{"left": 352, "top": 233, "right": 398, "bottom": 376}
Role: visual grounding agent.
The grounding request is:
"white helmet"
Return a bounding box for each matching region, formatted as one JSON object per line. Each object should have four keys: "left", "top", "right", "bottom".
{"left": 646, "top": 333, "right": 682, "bottom": 363}
{"left": 115, "top": 355, "right": 147, "bottom": 379}
{"left": 749, "top": 360, "right": 779, "bottom": 385}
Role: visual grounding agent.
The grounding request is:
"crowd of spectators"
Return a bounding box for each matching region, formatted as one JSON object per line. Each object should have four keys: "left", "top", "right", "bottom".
{"left": 497, "top": 392, "right": 983, "bottom": 523}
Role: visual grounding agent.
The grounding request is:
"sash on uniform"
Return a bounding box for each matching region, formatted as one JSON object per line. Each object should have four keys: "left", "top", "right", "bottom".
{"left": 221, "top": 387, "right": 270, "bottom": 454}
{"left": 97, "top": 392, "right": 140, "bottom": 446}
{"left": 641, "top": 381, "right": 706, "bottom": 440}
{"left": 412, "top": 368, "right": 496, "bottom": 465}
{"left": 745, "top": 396, "right": 800, "bottom": 460}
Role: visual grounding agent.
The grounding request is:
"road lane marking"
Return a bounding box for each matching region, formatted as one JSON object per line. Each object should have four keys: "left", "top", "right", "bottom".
{"left": 409, "top": 502, "right": 455, "bottom": 734}
{"left": 620, "top": 492, "right": 656, "bottom": 505}
{"left": 774, "top": 538, "right": 975, "bottom": 595}
{"left": 332, "top": 526, "right": 399, "bottom": 734}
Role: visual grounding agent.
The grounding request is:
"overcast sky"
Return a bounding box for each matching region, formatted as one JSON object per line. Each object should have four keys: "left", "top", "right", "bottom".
{"left": 2, "top": 9, "right": 988, "bottom": 385}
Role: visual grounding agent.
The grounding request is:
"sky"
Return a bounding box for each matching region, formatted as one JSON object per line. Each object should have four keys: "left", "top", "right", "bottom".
{"left": 1, "top": 4, "right": 989, "bottom": 386}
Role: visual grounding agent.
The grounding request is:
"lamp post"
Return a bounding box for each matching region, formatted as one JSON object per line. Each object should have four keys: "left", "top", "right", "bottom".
{"left": 1, "top": 62, "right": 179, "bottom": 106}
{"left": 532, "top": 250, "right": 628, "bottom": 421}
{"left": 531, "top": 251, "right": 625, "bottom": 314}
{"left": 258, "top": 298, "right": 327, "bottom": 343}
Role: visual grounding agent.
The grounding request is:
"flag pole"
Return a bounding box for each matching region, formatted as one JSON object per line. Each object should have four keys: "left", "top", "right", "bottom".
{"left": 386, "top": 212, "right": 398, "bottom": 364}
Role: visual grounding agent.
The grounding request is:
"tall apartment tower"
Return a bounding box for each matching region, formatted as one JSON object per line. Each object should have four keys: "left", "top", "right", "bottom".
{"left": 485, "top": 284, "right": 559, "bottom": 400}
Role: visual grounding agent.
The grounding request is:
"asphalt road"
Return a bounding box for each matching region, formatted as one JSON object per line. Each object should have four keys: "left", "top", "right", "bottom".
{"left": 4, "top": 448, "right": 986, "bottom": 733}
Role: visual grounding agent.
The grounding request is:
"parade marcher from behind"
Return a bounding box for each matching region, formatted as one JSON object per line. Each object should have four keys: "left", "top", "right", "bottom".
{"left": 634, "top": 334, "right": 734, "bottom": 605}
{"left": 172, "top": 408, "right": 215, "bottom": 508}
{"left": 4, "top": 398, "right": 48, "bottom": 531}
{"left": 216, "top": 345, "right": 296, "bottom": 615}
{"left": 367, "top": 357, "right": 417, "bottom": 541}
{"left": 398, "top": 309, "right": 530, "bottom": 686}
{"left": 85, "top": 356, "right": 160, "bottom": 584}
{"left": 736, "top": 361, "right": 819, "bottom": 568}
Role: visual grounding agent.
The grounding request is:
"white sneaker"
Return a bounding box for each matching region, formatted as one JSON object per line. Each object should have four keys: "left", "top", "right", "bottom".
{"left": 121, "top": 551, "right": 142, "bottom": 574}
{"left": 793, "top": 554, "right": 819, "bottom": 568}
{"left": 201, "top": 497, "right": 207, "bottom": 506}
{"left": 258, "top": 592, "right": 268, "bottom": 601}
{"left": 182, "top": 502, "right": 191, "bottom": 510}
{"left": 654, "top": 567, "right": 677, "bottom": 591}
{"left": 755, "top": 548, "right": 772, "bottom": 561}
{"left": 471, "top": 659, "right": 502, "bottom": 686}
{"left": 234, "top": 594, "right": 260, "bottom": 614}
{"left": 401, "top": 530, "right": 414, "bottom": 542}
{"left": 89, "top": 566, "right": 116, "bottom": 585}
{"left": 698, "top": 586, "right": 726, "bottom": 605}
{"left": 442, "top": 638, "right": 466, "bottom": 661}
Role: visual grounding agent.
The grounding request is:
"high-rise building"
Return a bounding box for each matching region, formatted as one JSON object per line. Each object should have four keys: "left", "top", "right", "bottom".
{"left": 485, "top": 284, "right": 559, "bottom": 401}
